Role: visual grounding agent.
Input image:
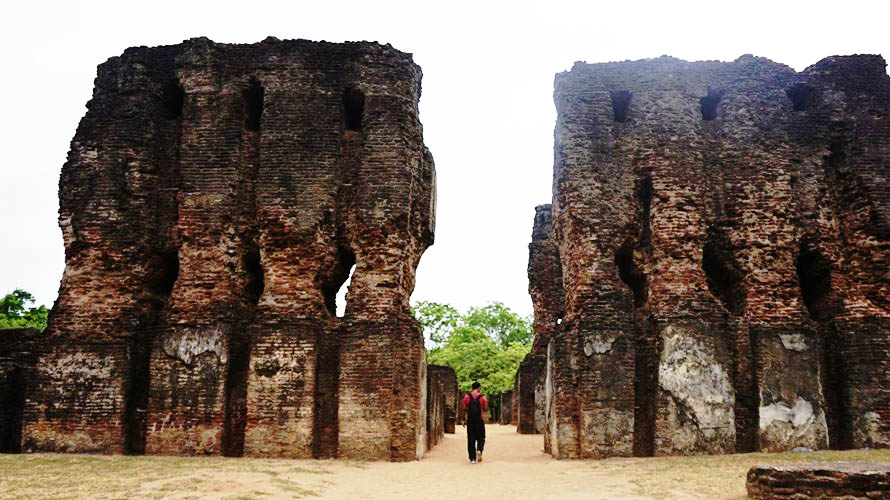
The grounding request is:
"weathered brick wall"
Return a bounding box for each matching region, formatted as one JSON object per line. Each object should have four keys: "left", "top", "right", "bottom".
{"left": 21, "top": 37, "right": 435, "bottom": 460}
{"left": 429, "top": 365, "right": 457, "bottom": 434}
{"left": 539, "top": 54, "right": 890, "bottom": 458}
{"left": 520, "top": 207, "right": 564, "bottom": 437}
{"left": 746, "top": 463, "right": 890, "bottom": 499}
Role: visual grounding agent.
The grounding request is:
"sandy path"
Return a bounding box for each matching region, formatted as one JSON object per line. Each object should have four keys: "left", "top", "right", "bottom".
{"left": 9, "top": 427, "right": 886, "bottom": 499}
{"left": 317, "top": 424, "right": 644, "bottom": 500}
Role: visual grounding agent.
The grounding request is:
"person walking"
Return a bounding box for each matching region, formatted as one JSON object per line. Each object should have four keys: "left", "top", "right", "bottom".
{"left": 461, "top": 381, "right": 488, "bottom": 464}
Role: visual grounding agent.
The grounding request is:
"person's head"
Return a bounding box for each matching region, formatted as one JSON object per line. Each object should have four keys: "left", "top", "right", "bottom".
{"left": 471, "top": 381, "right": 481, "bottom": 391}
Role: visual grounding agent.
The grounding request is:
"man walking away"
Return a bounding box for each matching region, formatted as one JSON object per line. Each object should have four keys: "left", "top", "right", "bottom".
{"left": 461, "top": 381, "right": 488, "bottom": 463}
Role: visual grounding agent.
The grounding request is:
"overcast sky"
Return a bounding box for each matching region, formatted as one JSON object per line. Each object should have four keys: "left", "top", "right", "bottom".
{"left": 1, "top": 0, "right": 888, "bottom": 318}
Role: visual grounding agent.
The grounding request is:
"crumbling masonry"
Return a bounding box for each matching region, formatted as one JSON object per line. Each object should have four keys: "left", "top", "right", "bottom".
{"left": 14, "top": 37, "right": 436, "bottom": 460}
{"left": 530, "top": 55, "right": 890, "bottom": 458}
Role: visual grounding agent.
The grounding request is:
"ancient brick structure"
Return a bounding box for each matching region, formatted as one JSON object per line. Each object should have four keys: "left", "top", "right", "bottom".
{"left": 429, "top": 365, "right": 458, "bottom": 433}
{"left": 19, "top": 37, "right": 435, "bottom": 460}
{"left": 537, "top": 55, "right": 890, "bottom": 458}
{"left": 747, "top": 463, "right": 890, "bottom": 499}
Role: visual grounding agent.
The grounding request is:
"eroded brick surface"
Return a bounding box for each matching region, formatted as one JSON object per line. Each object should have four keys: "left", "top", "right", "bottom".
{"left": 536, "top": 55, "right": 890, "bottom": 458}
{"left": 19, "top": 37, "right": 435, "bottom": 460}
{"left": 747, "top": 463, "right": 890, "bottom": 499}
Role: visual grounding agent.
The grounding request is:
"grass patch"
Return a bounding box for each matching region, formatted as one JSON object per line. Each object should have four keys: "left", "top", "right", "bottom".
{"left": 0, "top": 453, "right": 330, "bottom": 500}
{"left": 588, "top": 448, "right": 890, "bottom": 500}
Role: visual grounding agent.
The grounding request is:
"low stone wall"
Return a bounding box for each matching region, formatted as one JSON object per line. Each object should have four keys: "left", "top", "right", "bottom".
{"left": 426, "top": 365, "right": 445, "bottom": 449}
{"left": 747, "top": 463, "right": 890, "bottom": 499}
{"left": 500, "top": 391, "right": 513, "bottom": 424}
{"left": 428, "top": 366, "right": 457, "bottom": 433}
{"left": 516, "top": 355, "right": 544, "bottom": 434}
{"left": 427, "top": 365, "right": 458, "bottom": 448}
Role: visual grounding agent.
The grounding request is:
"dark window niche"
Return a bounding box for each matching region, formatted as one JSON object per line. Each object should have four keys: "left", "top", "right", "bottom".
{"left": 786, "top": 84, "right": 815, "bottom": 112}
{"left": 796, "top": 243, "right": 833, "bottom": 321}
{"left": 243, "top": 246, "right": 264, "bottom": 306}
{"left": 321, "top": 247, "right": 357, "bottom": 317}
{"left": 700, "top": 89, "right": 725, "bottom": 121}
{"left": 610, "top": 90, "right": 632, "bottom": 123}
{"left": 161, "top": 79, "right": 185, "bottom": 120}
{"left": 342, "top": 88, "right": 365, "bottom": 131}
{"left": 243, "top": 78, "right": 265, "bottom": 132}
{"left": 615, "top": 244, "right": 647, "bottom": 307}
{"left": 702, "top": 236, "right": 746, "bottom": 315}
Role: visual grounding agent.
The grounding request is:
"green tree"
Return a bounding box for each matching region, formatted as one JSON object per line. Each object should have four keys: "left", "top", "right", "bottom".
{"left": 464, "top": 301, "right": 533, "bottom": 348}
{"left": 412, "top": 300, "right": 460, "bottom": 348}
{"left": 0, "top": 289, "right": 49, "bottom": 331}
{"left": 418, "top": 301, "right": 532, "bottom": 395}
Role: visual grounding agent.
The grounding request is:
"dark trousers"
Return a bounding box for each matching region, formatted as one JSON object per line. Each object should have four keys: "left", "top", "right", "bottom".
{"left": 467, "top": 420, "right": 485, "bottom": 460}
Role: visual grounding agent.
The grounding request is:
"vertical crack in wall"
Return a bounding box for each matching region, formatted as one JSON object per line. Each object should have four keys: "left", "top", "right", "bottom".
{"left": 701, "top": 226, "right": 756, "bottom": 451}
{"left": 616, "top": 175, "right": 656, "bottom": 457}
{"left": 125, "top": 249, "right": 180, "bottom": 454}
{"left": 124, "top": 71, "right": 187, "bottom": 455}
{"left": 798, "top": 239, "right": 849, "bottom": 449}
{"left": 222, "top": 76, "right": 266, "bottom": 457}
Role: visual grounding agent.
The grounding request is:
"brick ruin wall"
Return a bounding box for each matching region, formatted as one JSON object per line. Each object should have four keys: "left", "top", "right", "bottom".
{"left": 11, "top": 38, "right": 436, "bottom": 460}
{"left": 533, "top": 55, "right": 890, "bottom": 458}
{"left": 519, "top": 204, "right": 565, "bottom": 439}
{"left": 429, "top": 365, "right": 458, "bottom": 434}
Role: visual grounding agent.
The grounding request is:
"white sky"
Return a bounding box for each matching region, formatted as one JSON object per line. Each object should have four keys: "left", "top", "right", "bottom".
{"left": 1, "top": 0, "right": 888, "bottom": 318}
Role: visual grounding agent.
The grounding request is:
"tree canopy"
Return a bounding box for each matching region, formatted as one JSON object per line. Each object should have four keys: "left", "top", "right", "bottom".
{"left": 0, "top": 289, "right": 48, "bottom": 331}
{"left": 413, "top": 300, "right": 532, "bottom": 395}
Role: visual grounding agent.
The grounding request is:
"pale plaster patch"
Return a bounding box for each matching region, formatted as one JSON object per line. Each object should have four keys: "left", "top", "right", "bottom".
{"left": 583, "top": 332, "right": 617, "bottom": 356}
{"left": 853, "top": 411, "right": 890, "bottom": 448}
{"left": 759, "top": 396, "right": 828, "bottom": 450}
{"left": 658, "top": 325, "right": 735, "bottom": 451}
{"left": 779, "top": 333, "right": 809, "bottom": 352}
{"left": 759, "top": 397, "right": 815, "bottom": 429}
{"left": 162, "top": 326, "right": 227, "bottom": 366}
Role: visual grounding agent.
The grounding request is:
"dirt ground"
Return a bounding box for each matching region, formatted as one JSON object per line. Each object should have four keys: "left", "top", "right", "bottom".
{"left": 3, "top": 424, "right": 890, "bottom": 499}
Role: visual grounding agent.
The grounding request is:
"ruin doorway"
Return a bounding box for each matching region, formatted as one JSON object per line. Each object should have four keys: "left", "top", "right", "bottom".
{"left": 0, "top": 367, "right": 25, "bottom": 453}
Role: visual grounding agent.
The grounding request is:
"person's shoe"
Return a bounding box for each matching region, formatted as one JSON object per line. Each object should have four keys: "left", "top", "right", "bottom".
{"left": 477, "top": 451, "right": 483, "bottom": 462}
{"left": 470, "top": 459, "right": 477, "bottom": 464}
